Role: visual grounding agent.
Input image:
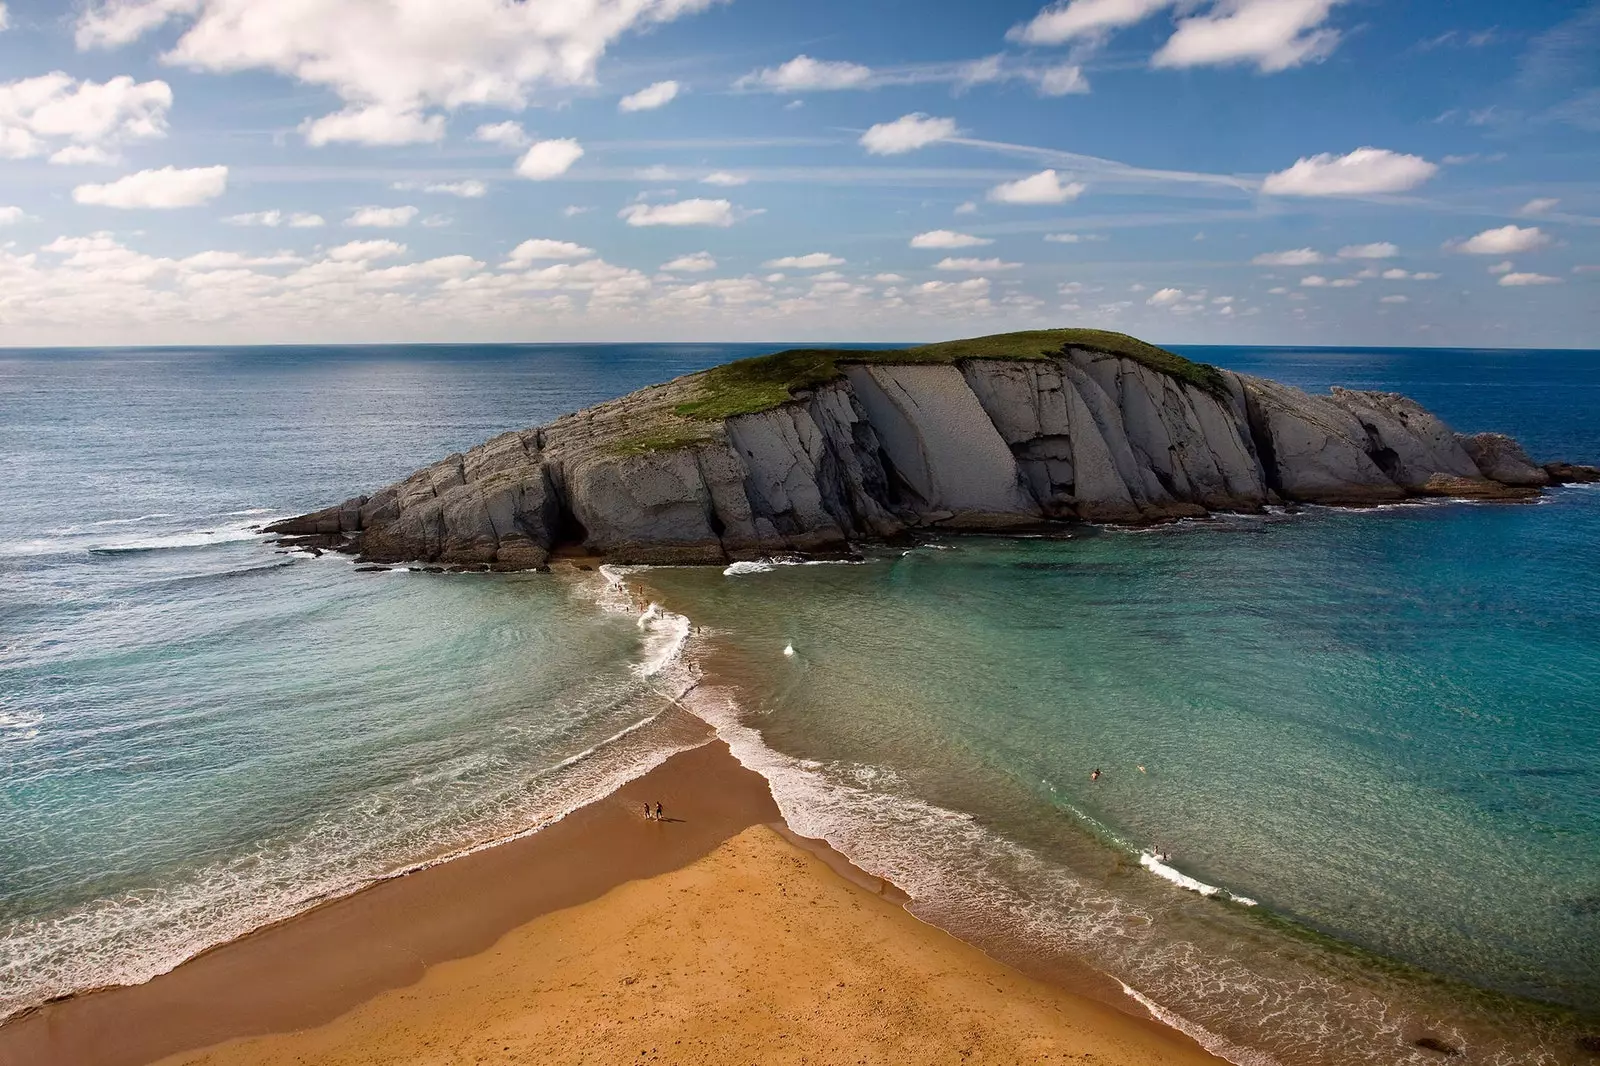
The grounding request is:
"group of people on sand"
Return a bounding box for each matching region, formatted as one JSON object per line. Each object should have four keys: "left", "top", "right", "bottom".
{"left": 642, "top": 801, "right": 665, "bottom": 820}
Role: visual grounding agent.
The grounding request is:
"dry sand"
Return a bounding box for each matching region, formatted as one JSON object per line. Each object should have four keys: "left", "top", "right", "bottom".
{"left": 155, "top": 823, "right": 1220, "bottom": 1066}
{"left": 2, "top": 731, "right": 1221, "bottom": 1066}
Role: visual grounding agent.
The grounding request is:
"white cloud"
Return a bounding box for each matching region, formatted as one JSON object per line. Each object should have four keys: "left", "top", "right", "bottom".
{"left": 1154, "top": 0, "right": 1345, "bottom": 73}
{"left": 871, "top": 273, "right": 906, "bottom": 283}
{"left": 76, "top": 0, "right": 719, "bottom": 146}
{"left": 1498, "top": 272, "right": 1561, "bottom": 287}
{"left": 73, "top": 164, "right": 228, "bottom": 208}
{"left": 345, "top": 205, "right": 418, "bottom": 228}
{"left": 1301, "top": 275, "right": 1329, "bottom": 287}
{"left": 987, "top": 169, "right": 1085, "bottom": 205}
{"left": 620, "top": 198, "right": 739, "bottom": 227}
{"left": 1520, "top": 198, "right": 1559, "bottom": 215}
{"left": 180, "top": 249, "right": 304, "bottom": 269}
{"left": 0, "top": 73, "right": 172, "bottom": 161}
{"left": 1488, "top": 260, "right": 1514, "bottom": 275}
{"left": 1329, "top": 278, "right": 1360, "bottom": 287}
{"left": 474, "top": 121, "right": 528, "bottom": 149}
{"left": 935, "top": 257, "right": 1019, "bottom": 271}
{"left": 701, "top": 171, "right": 747, "bottom": 186}
{"left": 504, "top": 238, "right": 595, "bottom": 267}
{"left": 561, "top": 205, "right": 590, "bottom": 217}
{"left": 1262, "top": 148, "right": 1438, "bottom": 197}
{"left": 225, "top": 210, "right": 282, "bottom": 226}
{"left": 290, "top": 213, "right": 325, "bottom": 228}
{"left": 327, "top": 240, "right": 407, "bottom": 262}
{"left": 397, "top": 179, "right": 488, "bottom": 199}
{"left": 1379, "top": 268, "right": 1438, "bottom": 281}
{"left": 1252, "top": 247, "right": 1324, "bottom": 266}
{"left": 954, "top": 201, "right": 978, "bottom": 215}
{"left": 0, "top": 205, "right": 24, "bottom": 225}
{"left": 0, "top": 3, "right": 8, "bottom": 31}
{"left": 635, "top": 164, "right": 676, "bottom": 181}
{"left": 763, "top": 252, "right": 844, "bottom": 269}
{"left": 1338, "top": 242, "right": 1398, "bottom": 259}
{"left": 860, "top": 113, "right": 958, "bottom": 155}
{"left": 1453, "top": 225, "right": 1551, "bottom": 255}
{"left": 911, "top": 230, "right": 992, "bottom": 249}
{"left": 1147, "top": 287, "right": 1185, "bottom": 306}
{"left": 301, "top": 105, "right": 444, "bottom": 146}
{"left": 515, "top": 138, "right": 583, "bottom": 180}
{"left": 619, "top": 80, "right": 679, "bottom": 112}
{"left": 51, "top": 145, "right": 121, "bottom": 165}
{"left": 1008, "top": 0, "right": 1174, "bottom": 46}
{"left": 1035, "top": 63, "right": 1089, "bottom": 96}
{"left": 421, "top": 214, "right": 452, "bottom": 228}
{"left": 1380, "top": 294, "right": 1408, "bottom": 304}
{"left": 737, "top": 55, "right": 872, "bottom": 92}
{"left": 660, "top": 251, "right": 716, "bottom": 272}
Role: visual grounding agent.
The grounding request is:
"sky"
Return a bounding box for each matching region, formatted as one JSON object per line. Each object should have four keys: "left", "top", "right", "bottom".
{"left": 0, "top": 0, "right": 1596, "bottom": 348}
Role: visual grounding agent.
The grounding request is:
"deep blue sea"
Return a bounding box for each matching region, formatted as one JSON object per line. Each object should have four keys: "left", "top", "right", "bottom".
{"left": 1, "top": 343, "right": 1596, "bottom": 1065}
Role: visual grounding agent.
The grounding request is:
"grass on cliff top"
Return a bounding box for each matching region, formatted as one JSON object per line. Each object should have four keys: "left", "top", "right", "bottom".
{"left": 672, "top": 328, "right": 1227, "bottom": 423}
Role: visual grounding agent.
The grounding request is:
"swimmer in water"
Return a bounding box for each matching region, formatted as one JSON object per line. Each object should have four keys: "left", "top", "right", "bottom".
{"left": 1090, "top": 768, "right": 1101, "bottom": 781}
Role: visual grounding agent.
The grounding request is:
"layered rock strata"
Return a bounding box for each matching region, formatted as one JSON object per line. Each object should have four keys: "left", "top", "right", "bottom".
{"left": 268, "top": 347, "right": 1575, "bottom": 568}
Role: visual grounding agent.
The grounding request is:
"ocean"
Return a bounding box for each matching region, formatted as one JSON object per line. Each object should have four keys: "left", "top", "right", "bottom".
{"left": 1, "top": 343, "right": 1596, "bottom": 1064}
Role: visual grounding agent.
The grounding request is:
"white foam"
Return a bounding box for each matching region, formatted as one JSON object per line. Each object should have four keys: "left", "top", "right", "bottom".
{"left": 1139, "top": 852, "right": 1259, "bottom": 906}
{"left": 724, "top": 560, "right": 775, "bottom": 576}
{"left": 1119, "top": 980, "right": 1282, "bottom": 1066}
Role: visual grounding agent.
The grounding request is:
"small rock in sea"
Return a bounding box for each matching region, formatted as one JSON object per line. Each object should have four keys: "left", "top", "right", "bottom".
{"left": 1575, "top": 1034, "right": 1600, "bottom": 1055}
{"left": 1413, "top": 1036, "right": 1462, "bottom": 1057}
{"left": 354, "top": 565, "right": 389, "bottom": 573}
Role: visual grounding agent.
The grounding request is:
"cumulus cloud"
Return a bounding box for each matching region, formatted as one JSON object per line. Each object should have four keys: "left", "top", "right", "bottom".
{"left": 1453, "top": 225, "right": 1551, "bottom": 255}
{"left": 910, "top": 230, "right": 992, "bottom": 249}
{"left": 76, "top": 0, "right": 719, "bottom": 145}
{"left": 1380, "top": 268, "right": 1438, "bottom": 280}
{"left": 73, "top": 164, "right": 228, "bottom": 208}
{"left": 1034, "top": 63, "right": 1089, "bottom": 96}
{"left": 394, "top": 179, "right": 488, "bottom": 199}
{"left": 987, "top": 169, "right": 1085, "bottom": 205}
{"left": 1154, "top": 0, "right": 1345, "bottom": 72}
{"left": 1262, "top": 148, "right": 1438, "bottom": 197}
{"left": 736, "top": 55, "right": 873, "bottom": 92}
{"left": 503, "top": 238, "right": 595, "bottom": 267}
{"left": 1338, "top": 242, "right": 1398, "bottom": 259}
{"left": 1499, "top": 272, "right": 1561, "bottom": 287}
{"left": 1252, "top": 248, "right": 1324, "bottom": 266}
{"left": 859, "top": 113, "right": 957, "bottom": 155}
{"left": 516, "top": 138, "right": 583, "bottom": 180}
{"left": 326, "top": 239, "right": 407, "bottom": 262}
{"left": 0, "top": 73, "right": 172, "bottom": 162}
{"left": 1380, "top": 294, "right": 1408, "bottom": 304}
{"left": 660, "top": 251, "right": 716, "bottom": 272}
{"left": 0, "top": 3, "right": 8, "bottom": 31}
{"left": 620, "top": 198, "right": 739, "bottom": 227}
{"left": 301, "top": 105, "right": 444, "bottom": 146}
{"left": 345, "top": 205, "right": 418, "bottom": 228}
{"left": 763, "top": 252, "right": 844, "bottom": 269}
{"left": 1146, "top": 287, "right": 1185, "bottom": 306}
{"left": 0, "top": 205, "right": 24, "bottom": 224}
{"left": 619, "top": 80, "right": 680, "bottom": 112}
{"left": 1488, "top": 260, "right": 1514, "bottom": 275}
{"left": 1300, "top": 275, "right": 1328, "bottom": 287}
{"left": 935, "top": 257, "right": 1018, "bottom": 271}
{"left": 1008, "top": 0, "right": 1174, "bottom": 46}
{"left": 474, "top": 121, "right": 528, "bottom": 149}
{"left": 701, "top": 171, "right": 747, "bottom": 186}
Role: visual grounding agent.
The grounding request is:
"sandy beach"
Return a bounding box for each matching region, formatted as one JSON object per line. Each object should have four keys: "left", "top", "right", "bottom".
{"left": 0, "top": 729, "right": 1221, "bottom": 1066}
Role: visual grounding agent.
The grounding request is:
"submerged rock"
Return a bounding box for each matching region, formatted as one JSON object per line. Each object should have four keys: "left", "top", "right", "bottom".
{"left": 266, "top": 330, "right": 1578, "bottom": 569}
{"left": 1544, "top": 461, "right": 1600, "bottom": 484}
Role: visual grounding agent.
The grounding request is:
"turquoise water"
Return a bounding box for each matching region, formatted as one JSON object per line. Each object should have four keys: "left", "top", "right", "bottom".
{"left": 2, "top": 344, "right": 1597, "bottom": 1064}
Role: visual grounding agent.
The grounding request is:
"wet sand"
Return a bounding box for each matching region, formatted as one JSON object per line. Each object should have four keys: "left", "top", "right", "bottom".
{"left": 0, "top": 731, "right": 1221, "bottom": 1066}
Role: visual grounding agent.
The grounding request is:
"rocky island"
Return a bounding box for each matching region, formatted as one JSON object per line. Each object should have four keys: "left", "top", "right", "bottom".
{"left": 267, "top": 330, "right": 1596, "bottom": 568}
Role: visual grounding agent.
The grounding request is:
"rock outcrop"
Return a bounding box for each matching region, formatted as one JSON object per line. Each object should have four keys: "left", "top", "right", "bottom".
{"left": 268, "top": 336, "right": 1568, "bottom": 569}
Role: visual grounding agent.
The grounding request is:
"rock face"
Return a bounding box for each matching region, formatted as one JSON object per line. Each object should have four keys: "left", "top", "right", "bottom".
{"left": 268, "top": 346, "right": 1560, "bottom": 568}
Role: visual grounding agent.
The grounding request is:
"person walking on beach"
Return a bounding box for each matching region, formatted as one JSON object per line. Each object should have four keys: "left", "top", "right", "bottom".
{"left": 643, "top": 801, "right": 652, "bottom": 820}
{"left": 655, "top": 802, "right": 664, "bottom": 820}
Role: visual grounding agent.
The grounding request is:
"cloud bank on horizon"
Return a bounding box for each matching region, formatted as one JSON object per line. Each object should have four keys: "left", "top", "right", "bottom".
{"left": 0, "top": 0, "right": 1594, "bottom": 346}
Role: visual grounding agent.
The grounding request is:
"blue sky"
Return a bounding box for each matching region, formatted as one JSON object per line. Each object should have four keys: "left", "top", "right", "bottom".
{"left": 0, "top": 0, "right": 1595, "bottom": 346}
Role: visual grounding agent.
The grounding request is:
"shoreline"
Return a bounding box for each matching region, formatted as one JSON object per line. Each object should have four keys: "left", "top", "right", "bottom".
{"left": 0, "top": 726, "right": 1222, "bottom": 1066}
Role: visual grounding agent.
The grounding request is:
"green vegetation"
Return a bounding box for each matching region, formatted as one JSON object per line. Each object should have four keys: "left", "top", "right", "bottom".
{"left": 673, "top": 329, "right": 1226, "bottom": 423}
{"left": 612, "top": 329, "right": 1228, "bottom": 454}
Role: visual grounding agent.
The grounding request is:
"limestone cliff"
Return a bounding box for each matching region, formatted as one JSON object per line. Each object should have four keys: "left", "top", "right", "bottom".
{"left": 266, "top": 331, "right": 1587, "bottom": 569}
